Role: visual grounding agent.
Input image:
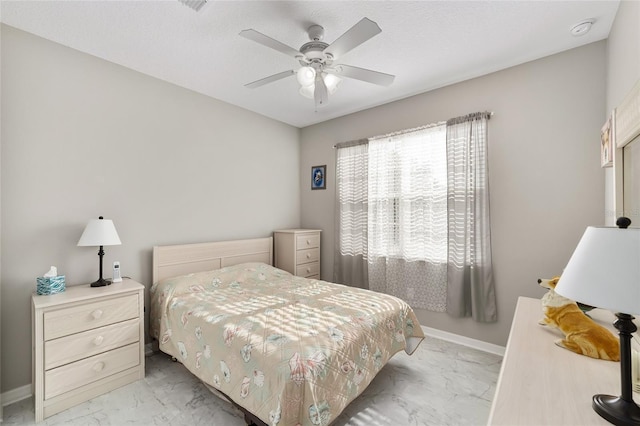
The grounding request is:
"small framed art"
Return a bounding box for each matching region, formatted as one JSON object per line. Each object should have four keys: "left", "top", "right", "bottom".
{"left": 601, "top": 110, "right": 615, "bottom": 168}
{"left": 311, "top": 165, "right": 326, "bottom": 190}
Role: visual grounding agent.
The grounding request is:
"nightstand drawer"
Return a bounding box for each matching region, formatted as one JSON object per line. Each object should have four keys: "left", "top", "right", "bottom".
{"left": 296, "top": 248, "right": 319, "bottom": 265}
{"left": 296, "top": 234, "right": 320, "bottom": 250}
{"left": 296, "top": 261, "right": 319, "bottom": 278}
{"left": 44, "top": 294, "right": 139, "bottom": 340}
{"left": 44, "top": 342, "right": 140, "bottom": 400}
{"left": 45, "top": 318, "right": 140, "bottom": 370}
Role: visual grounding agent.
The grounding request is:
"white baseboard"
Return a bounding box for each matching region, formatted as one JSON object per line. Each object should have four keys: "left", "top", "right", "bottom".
{"left": 422, "top": 325, "right": 505, "bottom": 357}
{"left": 2, "top": 384, "right": 31, "bottom": 407}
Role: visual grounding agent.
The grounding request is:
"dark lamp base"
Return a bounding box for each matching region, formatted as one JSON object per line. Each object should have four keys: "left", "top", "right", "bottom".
{"left": 593, "top": 395, "right": 640, "bottom": 426}
{"left": 90, "top": 278, "right": 112, "bottom": 287}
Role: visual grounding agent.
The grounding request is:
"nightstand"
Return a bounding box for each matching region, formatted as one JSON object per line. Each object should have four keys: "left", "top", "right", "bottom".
{"left": 32, "top": 278, "right": 145, "bottom": 422}
{"left": 274, "top": 229, "right": 321, "bottom": 278}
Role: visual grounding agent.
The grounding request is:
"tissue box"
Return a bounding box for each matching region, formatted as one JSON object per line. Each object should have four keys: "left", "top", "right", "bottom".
{"left": 36, "top": 275, "right": 66, "bottom": 295}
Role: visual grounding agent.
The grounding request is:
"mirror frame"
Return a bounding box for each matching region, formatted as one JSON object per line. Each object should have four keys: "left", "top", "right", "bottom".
{"left": 613, "top": 79, "right": 640, "bottom": 221}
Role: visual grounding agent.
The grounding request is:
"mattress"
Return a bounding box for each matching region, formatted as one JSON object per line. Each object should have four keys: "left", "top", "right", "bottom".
{"left": 150, "top": 262, "right": 424, "bottom": 425}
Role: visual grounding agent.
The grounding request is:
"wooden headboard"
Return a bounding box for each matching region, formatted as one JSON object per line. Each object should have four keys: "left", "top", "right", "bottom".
{"left": 152, "top": 237, "right": 273, "bottom": 284}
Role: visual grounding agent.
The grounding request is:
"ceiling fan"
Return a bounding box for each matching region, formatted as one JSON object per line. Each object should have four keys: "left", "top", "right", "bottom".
{"left": 239, "top": 18, "right": 395, "bottom": 108}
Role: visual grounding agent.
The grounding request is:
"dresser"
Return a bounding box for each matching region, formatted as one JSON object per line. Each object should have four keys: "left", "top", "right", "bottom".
{"left": 488, "top": 296, "right": 638, "bottom": 425}
{"left": 273, "top": 229, "right": 321, "bottom": 279}
{"left": 32, "top": 279, "right": 145, "bottom": 422}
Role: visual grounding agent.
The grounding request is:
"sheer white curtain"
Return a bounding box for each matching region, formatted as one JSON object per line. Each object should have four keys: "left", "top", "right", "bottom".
{"left": 367, "top": 124, "right": 448, "bottom": 310}
{"left": 334, "top": 141, "right": 369, "bottom": 288}
{"left": 446, "top": 112, "right": 496, "bottom": 321}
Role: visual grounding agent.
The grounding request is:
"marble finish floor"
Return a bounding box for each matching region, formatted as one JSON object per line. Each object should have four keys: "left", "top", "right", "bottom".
{"left": 4, "top": 336, "right": 502, "bottom": 426}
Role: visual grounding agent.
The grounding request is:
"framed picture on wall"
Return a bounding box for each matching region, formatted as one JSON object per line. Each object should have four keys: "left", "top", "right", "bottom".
{"left": 311, "top": 165, "right": 326, "bottom": 190}
{"left": 601, "top": 110, "right": 615, "bottom": 168}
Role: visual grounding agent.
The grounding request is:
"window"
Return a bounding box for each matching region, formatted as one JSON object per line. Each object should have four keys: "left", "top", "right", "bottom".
{"left": 335, "top": 112, "right": 495, "bottom": 320}
{"left": 368, "top": 123, "right": 447, "bottom": 263}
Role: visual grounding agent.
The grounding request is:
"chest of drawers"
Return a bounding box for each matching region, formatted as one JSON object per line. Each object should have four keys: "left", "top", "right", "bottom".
{"left": 274, "top": 229, "right": 322, "bottom": 279}
{"left": 32, "top": 279, "right": 145, "bottom": 422}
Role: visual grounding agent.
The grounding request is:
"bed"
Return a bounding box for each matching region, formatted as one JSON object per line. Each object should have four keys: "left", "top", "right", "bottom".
{"left": 150, "top": 237, "right": 425, "bottom": 425}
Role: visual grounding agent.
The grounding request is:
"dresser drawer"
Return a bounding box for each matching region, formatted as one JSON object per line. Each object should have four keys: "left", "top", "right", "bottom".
{"left": 296, "top": 248, "right": 319, "bottom": 265}
{"left": 296, "top": 234, "right": 320, "bottom": 250}
{"left": 45, "top": 318, "right": 140, "bottom": 370}
{"left": 44, "top": 294, "right": 139, "bottom": 340}
{"left": 44, "top": 342, "right": 140, "bottom": 400}
{"left": 296, "top": 261, "right": 319, "bottom": 278}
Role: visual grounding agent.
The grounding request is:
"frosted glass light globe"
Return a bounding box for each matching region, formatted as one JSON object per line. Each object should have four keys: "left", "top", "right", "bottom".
{"left": 323, "top": 73, "right": 342, "bottom": 94}
{"left": 299, "top": 84, "right": 315, "bottom": 99}
{"left": 296, "top": 66, "right": 316, "bottom": 87}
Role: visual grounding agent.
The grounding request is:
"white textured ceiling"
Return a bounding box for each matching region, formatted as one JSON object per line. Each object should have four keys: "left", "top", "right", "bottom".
{"left": 1, "top": 1, "right": 620, "bottom": 128}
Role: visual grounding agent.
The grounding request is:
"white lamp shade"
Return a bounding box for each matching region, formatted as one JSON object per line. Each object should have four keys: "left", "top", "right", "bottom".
{"left": 77, "top": 218, "right": 122, "bottom": 246}
{"left": 555, "top": 226, "right": 640, "bottom": 315}
{"left": 296, "top": 66, "right": 316, "bottom": 87}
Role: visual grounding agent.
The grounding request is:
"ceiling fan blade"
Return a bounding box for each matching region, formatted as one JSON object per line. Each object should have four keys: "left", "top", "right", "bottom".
{"left": 245, "top": 70, "right": 295, "bottom": 89}
{"left": 239, "top": 29, "right": 301, "bottom": 58}
{"left": 332, "top": 64, "right": 395, "bottom": 86}
{"left": 314, "top": 74, "right": 329, "bottom": 108}
{"left": 324, "top": 18, "right": 381, "bottom": 59}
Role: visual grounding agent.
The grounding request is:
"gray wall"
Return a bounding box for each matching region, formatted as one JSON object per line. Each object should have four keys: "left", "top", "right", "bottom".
{"left": 606, "top": 1, "right": 639, "bottom": 118}
{"left": 300, "top": 41, "right": 606, "bottom": 347}
{"left": 604, "top": 0, "right": 640, "bottom": 222}
{"left": 0, "top": 19, "right": 3, "bottom": 418}
{"left": 0, "top": 25, "right": 300, "bottom": 393}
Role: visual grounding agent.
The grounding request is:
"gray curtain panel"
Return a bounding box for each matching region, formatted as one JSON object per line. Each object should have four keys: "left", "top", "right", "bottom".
{"left": 445, "top": 112, "right": 497, "bottom": 322}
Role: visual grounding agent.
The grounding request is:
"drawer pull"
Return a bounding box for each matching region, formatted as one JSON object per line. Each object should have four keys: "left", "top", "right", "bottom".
{"left": 93, "top": 336, "right": 104, "bottom": 346}
{"left": 306, "top": 253, "right": 311, "bottom": 259}
{"left": 91, "top": 309, "right": 103, "bottom": 320}
{"left": 92, "top": 362, "right": 105, "bottom": 372}
{"left": 307, "top": 268, "right": 311, "bottom": 273}
{"left": 306, "top": 239, "right": 311, "bottom": 245}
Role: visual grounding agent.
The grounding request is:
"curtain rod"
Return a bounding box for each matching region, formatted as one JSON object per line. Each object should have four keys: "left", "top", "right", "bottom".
{"left": 333, "top": 111, "right": 494, "bottom": 149}
{"left": 446, "top": 111, "right": 493, "bottom": 126}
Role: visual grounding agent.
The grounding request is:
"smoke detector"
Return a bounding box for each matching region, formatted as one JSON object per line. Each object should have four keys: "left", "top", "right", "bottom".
{"left": 570, "top": 19, "right": 594, "bottom": 36}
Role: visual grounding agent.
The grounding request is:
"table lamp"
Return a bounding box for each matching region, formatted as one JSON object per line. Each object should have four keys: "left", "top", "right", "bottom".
{"left": 77, "top": 216, "right": 121, "bottom": 287}
{"left": 555, "top": 217, "right": 640, "bottom": 426}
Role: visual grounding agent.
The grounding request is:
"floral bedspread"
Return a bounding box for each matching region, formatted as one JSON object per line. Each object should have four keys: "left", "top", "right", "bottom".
{"left": 150, "top": 263, "right": 424, "bottom": 426}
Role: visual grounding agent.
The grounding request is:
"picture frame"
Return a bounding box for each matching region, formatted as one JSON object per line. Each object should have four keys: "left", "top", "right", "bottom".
{"left": 601, "top": 110, "right": 615, "bottom": 168}
{"left": 311, "top": 165, "right": 326, "bottom": 190}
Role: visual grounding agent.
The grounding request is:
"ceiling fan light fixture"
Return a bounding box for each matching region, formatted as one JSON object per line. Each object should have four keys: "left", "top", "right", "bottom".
{"left": 323, "top": 73, "right": 342, "bottom": 94}
{"left": 241, "top": 17, "right": 395, "bottom": 107}
{"left": 299, "top": 85, "right": 315, "bottom": 99}
{"left": 296, "top": 66, "right": 316, "bottom": 87}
